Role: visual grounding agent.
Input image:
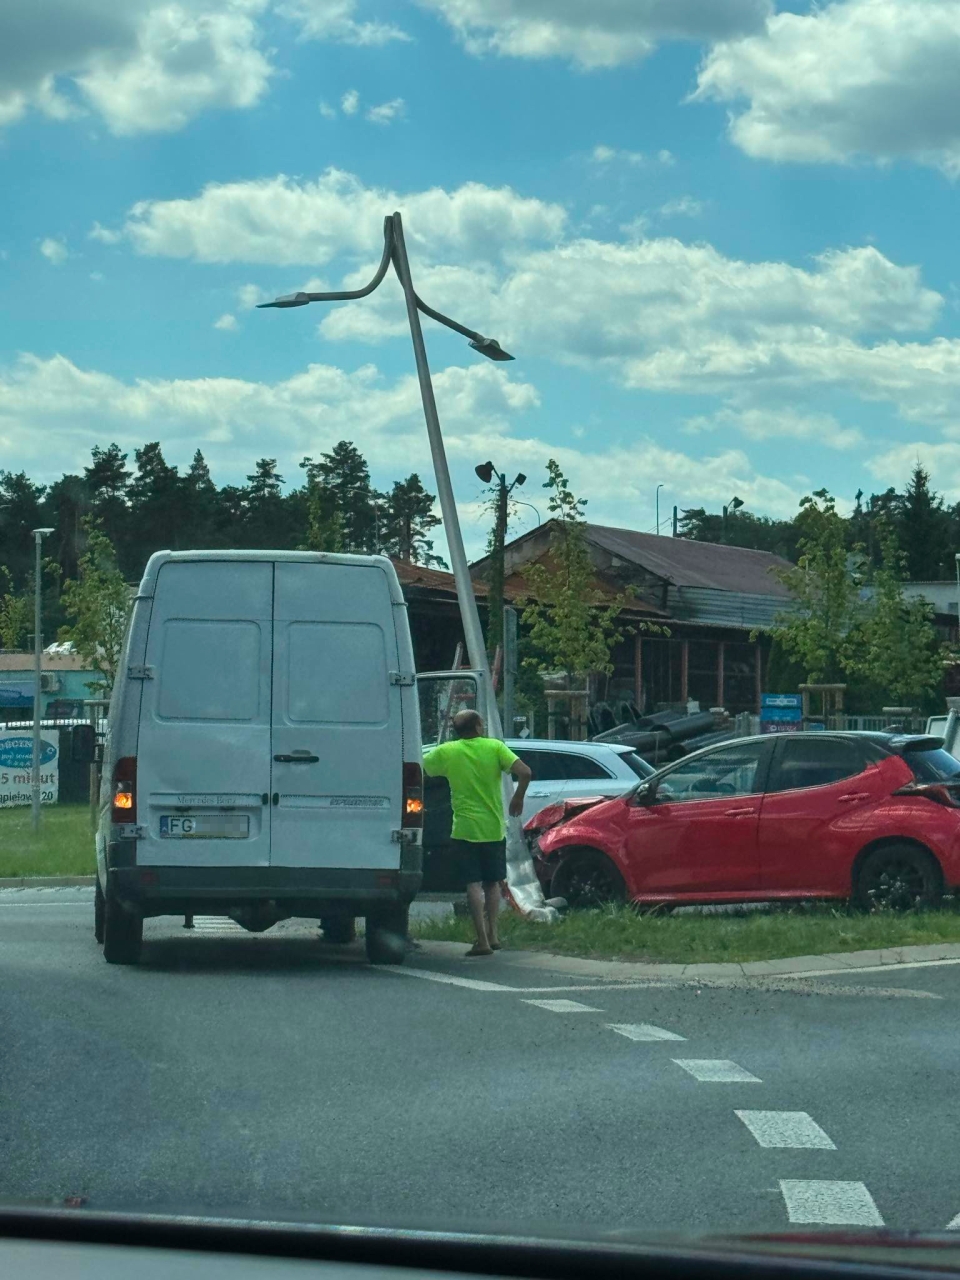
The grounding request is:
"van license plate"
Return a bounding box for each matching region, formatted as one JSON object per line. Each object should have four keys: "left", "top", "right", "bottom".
{"left": 160, "top": 815, "right": 250, "bottom": 839}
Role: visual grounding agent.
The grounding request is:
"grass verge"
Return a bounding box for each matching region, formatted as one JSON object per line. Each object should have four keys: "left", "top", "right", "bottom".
{"left": 411, "top": 902, "right": 960, "bottom": 965}
{"left": 0, "top": 805, "right": 95, "bottom": 878}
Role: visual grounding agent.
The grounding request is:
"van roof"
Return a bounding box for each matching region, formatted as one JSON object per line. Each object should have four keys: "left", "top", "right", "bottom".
{"left": 138, "top": 550, "right": 407, "bottom": 605}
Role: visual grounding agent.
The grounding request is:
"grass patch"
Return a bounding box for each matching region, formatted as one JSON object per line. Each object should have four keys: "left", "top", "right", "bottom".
{"left": 411, "top": 902, "right": 960, "bottom": 964}
{"left": 0, "top": 805, "right": 95, "bottom": 878}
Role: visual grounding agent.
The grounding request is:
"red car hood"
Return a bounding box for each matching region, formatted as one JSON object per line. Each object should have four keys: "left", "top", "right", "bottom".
{"left": 524, "top": 795, "right": 609, "bottom": 835}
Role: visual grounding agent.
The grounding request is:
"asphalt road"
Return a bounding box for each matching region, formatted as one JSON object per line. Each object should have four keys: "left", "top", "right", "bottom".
{"left": 2, "top": 888, "right": 959, "bottom": 1239}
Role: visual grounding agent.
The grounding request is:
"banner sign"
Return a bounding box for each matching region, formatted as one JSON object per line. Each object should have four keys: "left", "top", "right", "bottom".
{"left": 0, "top": 731, "right": 59, "bottom": 807}
{"left": 0, "top": 681, "right": 35, "bottom": 709}
{"left": 760, "top": 692, "right": 803, "bottom": 735}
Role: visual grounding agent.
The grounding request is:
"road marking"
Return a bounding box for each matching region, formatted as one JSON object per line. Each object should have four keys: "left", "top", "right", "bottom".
{"left": 780, "top": 1180, "right": 883, "bottom": 1226}
{"left": 523, "top": 998, "right": 601, "bottom": 1013}
{"left": 190, "top": 916, "right": 243, "bottom": 933}
{"left": 606, "top": 1023, "right": 686, "bottom": 1042}
{"left": 777, "top": 957, "right": 960, "bottom": 979}
{"left": 673, "top": 1059, "right": 761, "bottom": 1082}
{"left": 382, "top": 966, "right": 518, "bottom": 991}
{"left": 736, "top": 1110, "right": 836, "bottom": 1149}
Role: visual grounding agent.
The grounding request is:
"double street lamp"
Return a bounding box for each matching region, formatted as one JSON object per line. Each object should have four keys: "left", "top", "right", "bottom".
{"left": 475, "top": 462, "right": 526, "bottom": 659}
{"left": 259, "top": 212, "right": 513, "bottom": 733}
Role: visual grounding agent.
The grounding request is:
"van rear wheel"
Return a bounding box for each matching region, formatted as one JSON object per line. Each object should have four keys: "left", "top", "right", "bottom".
{"left": 365, "top": 906, "right": 408, "bottom": 965}
{"left": 102, "top": 889, "right": 143, "bottom": 965}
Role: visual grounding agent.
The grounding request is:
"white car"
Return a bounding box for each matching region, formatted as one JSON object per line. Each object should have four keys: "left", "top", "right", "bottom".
{"left": 506, "top": 738, "right": 653, "bottom": 823}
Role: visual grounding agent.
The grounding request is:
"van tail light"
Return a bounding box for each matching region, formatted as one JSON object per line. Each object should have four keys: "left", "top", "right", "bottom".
{"left": 112, "top": 756, "right": 137, "bottom": 823}
{"left": 402, "top": 762, "right": 423, "bottom": 828}
{"left": 894, "top": 781, "right": 960, "bottom": 808}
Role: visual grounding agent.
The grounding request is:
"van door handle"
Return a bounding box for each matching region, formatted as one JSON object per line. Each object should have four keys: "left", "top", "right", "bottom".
{"left": 274, "top": 752, "right": 319, "bottom": 763}
{"left": 724, "top": 807, "right": 757, "bottom": 817}
{"left": 838, "top": 792, "right": 871, "bottom": 803}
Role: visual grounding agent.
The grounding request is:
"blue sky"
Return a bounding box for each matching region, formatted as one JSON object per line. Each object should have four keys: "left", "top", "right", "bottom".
{"left": 3, "top": 0, "right": 960, "bottom": 557}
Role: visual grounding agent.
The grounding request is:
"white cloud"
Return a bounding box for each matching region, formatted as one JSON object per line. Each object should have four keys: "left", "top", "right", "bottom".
{"left": 103, "top": 169, "right": 567, "bottom": 265}
{"left": 868, "top": 440, "right": 960, "bottom": 500}
{"left": 658, "top": 149, "right": 676, "bottom": 166}
{"left": 39, "top": 237, "right": 69, "bottom": 265}
{"left": 366, "top": 96, "right": 405, "bottom": 125}
{"left": 415, "top": 0, "right": 772, "bottom": 68}
{"left": 591, "top": 144, "right": 645, "bottom": 166}
{"left": 318, "top": 99, "right": 336, "bottom": 118}
{"left": 89, "top": 271, "right": 104, "bottom": 281}
{"left": 274, "top": 0, "right": 408, "bottom": 45}
{"left": 0, "top": 351, "right": 804, "bottom": 547}
{"left": 695, "top": 0, "right": 960, "bottom": 177}
{"left": 0, "top": 0, "right": 402, "bottom": 136}
{"left": 683, "top": 406, "right": 864, "bottom": 451}
{"left": 89, "top": 221, "right": 122, "bottom": 244}
{"left": 236, "top": 282, "right": 265, "bottom": 308}
{"left": 214, "top": 312, "right": 238, "bottom": 330}
{"left": 340, "top": 87, "right": 360, "bottom": 115}
{"left": 659, "top": 195, "right": 705, "bottom": 218}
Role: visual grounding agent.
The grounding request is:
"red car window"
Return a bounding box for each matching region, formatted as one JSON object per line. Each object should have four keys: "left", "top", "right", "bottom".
{"left": 768, "top": 737, "right": 870, "bottom": 793}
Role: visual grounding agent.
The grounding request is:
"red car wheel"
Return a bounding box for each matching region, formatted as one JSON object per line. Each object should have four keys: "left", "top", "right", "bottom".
{"left": 552, "top": 848, "right": 626, "bottom": 909}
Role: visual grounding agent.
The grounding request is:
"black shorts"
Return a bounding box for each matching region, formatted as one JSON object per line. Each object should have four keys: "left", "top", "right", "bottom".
{"left": 453, "top": 838, "right": 507, "bottom": 885}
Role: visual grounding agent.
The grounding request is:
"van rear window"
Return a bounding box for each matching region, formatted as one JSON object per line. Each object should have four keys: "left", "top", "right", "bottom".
{"left": 157, "top": 620, "right": 262, "bottom": 721}
{"left": 286, "top": 622, "right": 388, "bottom": 724}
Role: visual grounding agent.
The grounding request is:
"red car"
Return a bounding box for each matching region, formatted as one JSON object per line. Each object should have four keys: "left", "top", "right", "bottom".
{"left": 525, "top": 731, "right": 960, "bottom": 910}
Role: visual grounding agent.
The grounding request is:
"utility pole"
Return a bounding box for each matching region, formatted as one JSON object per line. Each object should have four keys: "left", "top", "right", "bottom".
{"left": 475, "top": 461, "right": 526, "bottom": 661}
{"left": 31, "top": 526, "right": 54, "bottom": 832}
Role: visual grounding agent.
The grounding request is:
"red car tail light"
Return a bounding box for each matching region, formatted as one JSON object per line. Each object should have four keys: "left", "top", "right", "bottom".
{"left": 402, "top": 762, "right": 423, "bottom": 828}
{"left": 112, "top": 756, "right": 137, "bottom": 823}
{"left": 893, "top": 781, "right": 960, "bottom": 808}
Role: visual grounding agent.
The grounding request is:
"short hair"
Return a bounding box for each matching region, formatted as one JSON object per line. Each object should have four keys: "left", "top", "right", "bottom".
{"left": 452, "top": 709, "right": 483, "bottom": 738}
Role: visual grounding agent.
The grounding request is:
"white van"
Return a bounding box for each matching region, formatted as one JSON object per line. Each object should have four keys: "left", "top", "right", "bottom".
{"left": 94, "top": 551, "right": 423, "bottom": 966}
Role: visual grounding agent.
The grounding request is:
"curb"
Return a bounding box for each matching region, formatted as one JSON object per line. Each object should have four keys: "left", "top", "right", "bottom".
{"left": 0, "top": 876, "right": 95, "bottom": 889}
{"left": 416, "top": 938, "right": 960, "bottom": 980}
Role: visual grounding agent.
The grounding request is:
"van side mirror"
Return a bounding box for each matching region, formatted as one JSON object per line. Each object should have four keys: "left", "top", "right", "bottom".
{"left": 71, "top": 724, "right": 96, "bottom": 764}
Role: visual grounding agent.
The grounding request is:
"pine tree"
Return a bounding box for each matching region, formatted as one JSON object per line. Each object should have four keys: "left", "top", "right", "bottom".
{"left": 182, "top": 450, "right": 218, "bottom": 547}
{"left": 302, "top": 442, "right": 378, "bottom": 552}
{"left": 379, "top": 474, "right": 445, "bottom": 566}
{"left": 243, "top": 459, "right": 288, "bottom": 548}
{"left": 899, "top": 463, "right": 950, "bottom": 581}
{"left": 0, "top": 471, "right": 46, "bottom": 589}
{"left": 128, "top": 442, "right": 183, "bottom": 572}
{"left": 84, "top": 444, "right": 131, "bottom": 557}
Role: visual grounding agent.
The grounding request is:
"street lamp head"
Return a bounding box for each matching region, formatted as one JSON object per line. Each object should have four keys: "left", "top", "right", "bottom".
{"left": 258, "top": 293, "right": 311, "bottom": 309}
{"left": 514, "top": 473, "right": 527, "bottom": 488}
{"left": 729, "top": 496, "right": 745, "bottom": 511}
{"left": 468, "top": 336, "right": 514, "bottom": 362}
{"left": 32, "top": 527, "right": 54, "bottom": 537}
{"left": 475, "top": 462, "right": 495, "bottom": 485}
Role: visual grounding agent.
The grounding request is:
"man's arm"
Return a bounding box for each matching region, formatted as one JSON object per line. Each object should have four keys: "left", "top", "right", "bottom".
{"left": 507, "top": 757, "right": 532, "bottom": 818}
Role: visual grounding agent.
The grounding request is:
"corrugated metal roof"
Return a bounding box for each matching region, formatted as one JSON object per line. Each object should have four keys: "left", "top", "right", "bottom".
{"left": 585, "top": 525, "right": 793, "bottom": 597}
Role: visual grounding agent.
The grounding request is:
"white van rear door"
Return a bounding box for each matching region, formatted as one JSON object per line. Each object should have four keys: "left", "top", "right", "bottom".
{"left": 137, "top": 560, "right": 273, "bottom": 867}
{"left": 270, "top": 561, "right": 404, "bottom": 870}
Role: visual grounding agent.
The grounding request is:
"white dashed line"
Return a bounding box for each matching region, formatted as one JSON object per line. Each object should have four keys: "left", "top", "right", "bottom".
{"left": 672, "top": 1059, "right": 761, "bottom": 1083}
{"left": 736, "top": 1110, "right": 837, "bottom": 1149}
{"left": 383, "top": 967, "right": 517, "bottom": 991}
{"left": 780, "top": 1180, "right": 883, "bottom": 1226}
{"left": 190, "top": 916, "right": 244, "bottom": 933}
{"left": 522, "top": 998, "right": 602, "bottom": 1013}
{"left": 606, "top": 1023, "right": 686, "bottom": 1042}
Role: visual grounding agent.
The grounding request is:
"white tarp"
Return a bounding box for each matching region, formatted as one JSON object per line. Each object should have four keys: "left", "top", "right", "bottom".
{"left": 0, "top": 730, "right": 59, "bottom": 808}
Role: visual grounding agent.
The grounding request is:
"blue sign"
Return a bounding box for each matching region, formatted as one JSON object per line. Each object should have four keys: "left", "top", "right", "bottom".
{"left": 0, "top": 735, "right": 58, "bottom": 769}
{"left": 761, "top": 705, "right": 802, "bottom": 722}
{"left": 761, "top": 693, "right": 803, "bottom": 709}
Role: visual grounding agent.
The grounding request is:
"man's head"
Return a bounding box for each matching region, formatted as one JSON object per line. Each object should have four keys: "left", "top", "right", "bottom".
{"left": 452, "top": 709, "right": 484, "bottom": 739}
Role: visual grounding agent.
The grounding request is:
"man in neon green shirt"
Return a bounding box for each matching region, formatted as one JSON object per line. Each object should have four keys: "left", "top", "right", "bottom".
{"left": 423, "top": 709, "right": 532, "bottom": 957}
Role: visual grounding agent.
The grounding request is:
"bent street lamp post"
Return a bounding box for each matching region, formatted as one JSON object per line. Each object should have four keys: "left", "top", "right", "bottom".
{"left": 259, "top": 213, "right": 510, "bottom": 730}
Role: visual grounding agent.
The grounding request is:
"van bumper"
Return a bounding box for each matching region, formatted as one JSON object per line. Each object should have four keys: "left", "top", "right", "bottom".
{"left": 107, "top": 843, "right": 422, "bottom": 916}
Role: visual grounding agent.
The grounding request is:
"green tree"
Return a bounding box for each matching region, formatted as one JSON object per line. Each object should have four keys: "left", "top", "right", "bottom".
{"left": 128, "top": 442, "right": 184, "bottom": 571}
{"left": 242, "top": 458, "right": 291, "bottom": 548}
{"left": 300, "top": 476, "right": 343, "bottom": 552}
{"left": 84, "top": 444, "right": 131, "bottom": 558}
{"left": 0, "top": 471, "right": 46, "bottom": 589}
{"left": 301, "top": 442, "right": 377, "bottom": 552}
{"left": 857, "top": 518, "right": 944, "bottom": 707}
{"left": 379, "top": 474, "right": 445, "bottom": 566}
{"left": 521, "top": 460, "right": 639, "bottom": 681}
{"left": 899, "top": 463, "right": 951, "bottom": 581}
{"left": 58, "top": 520, "right": 132, "bottom": 696}
{"left": 181, "top": 450, "right": 218, "bottom": 547}
{"left": 766, "top": 490, "right": 867, "bottom": 684}
{"left": 678, "top": 506, "right": 801, "bottom": 561}
{"left": 0, "top": 567, "right": 31, "bottom": 649}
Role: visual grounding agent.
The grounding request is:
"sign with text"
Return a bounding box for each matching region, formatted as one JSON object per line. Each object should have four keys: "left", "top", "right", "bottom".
{"left": 760, "top": 692, "right": 803, "bottom": 735}
{"left": 0, "top": 730, "right": 59, "bottom": 807}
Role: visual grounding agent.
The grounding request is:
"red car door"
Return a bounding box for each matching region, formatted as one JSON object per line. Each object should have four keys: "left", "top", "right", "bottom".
{"left": 758, "top": 735, "right": 888, "bottom": 895}
{"left": 622, "top": 739, "right": 772, "bottom": 896}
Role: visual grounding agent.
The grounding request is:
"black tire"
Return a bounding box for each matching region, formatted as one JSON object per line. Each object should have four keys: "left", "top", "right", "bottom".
{"left": 551, "top": 848, "right": 626, "bottom": 909}
{"left": 321, "top": 915, "right": 356, "bottom": 945}
{"left": 853, "top": 843, "right": 943, "bottom": 912}
{"left": 365, "top": 905, "right": 409, "bottom": 965}
{"left": 94, "top": 877, "right": 105, "bottom": 945}
{"left": 102, "top": 889, "right": 143, "bottom": 965}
